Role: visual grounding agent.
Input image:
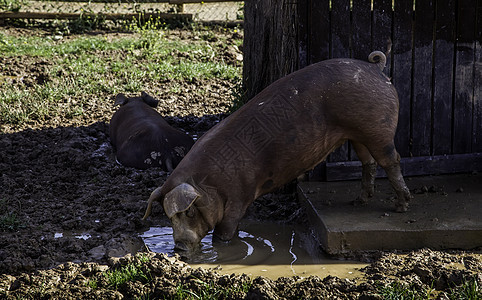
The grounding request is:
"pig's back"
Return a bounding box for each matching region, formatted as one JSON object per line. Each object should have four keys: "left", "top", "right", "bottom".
{"left": 174, "top": 57, "right": 398, "bottom": 189}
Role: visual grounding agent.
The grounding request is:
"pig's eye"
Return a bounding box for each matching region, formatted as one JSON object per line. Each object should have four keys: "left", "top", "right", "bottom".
{"left": 186, "top": 206, "right": 195, "bottom": 218}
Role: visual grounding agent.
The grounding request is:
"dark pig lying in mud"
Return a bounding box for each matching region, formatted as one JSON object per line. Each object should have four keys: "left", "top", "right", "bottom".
{"left": 143, "top": 51, "right": 412, "bottom": 252}
{"left": 109, "top": 92, "right": 194, "bottom": 171}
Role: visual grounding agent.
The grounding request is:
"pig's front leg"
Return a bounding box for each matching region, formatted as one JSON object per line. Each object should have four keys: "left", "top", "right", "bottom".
{"left": 213, "top": 220, "right": 239, "bottom": 242}
{"left": 213, "top": 200, "right": 248, "bottom": 241}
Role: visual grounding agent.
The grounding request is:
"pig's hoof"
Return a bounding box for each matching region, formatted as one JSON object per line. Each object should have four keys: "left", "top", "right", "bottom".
{"left": 352, "top": 196, "right": 368, "bottom": 206}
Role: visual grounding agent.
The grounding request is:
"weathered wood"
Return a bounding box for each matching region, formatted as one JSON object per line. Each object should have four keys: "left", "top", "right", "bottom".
{"left": 473, "top": 0, "right": 482, "bottom": 152}
{"left": 0, "top": 11, "right": 192, "bottom": 21}
{"left": 372, "top": 0, "right": 392, "bottom": 76}
{"left": 324, "top": 153, "right": 482, "bottom": 181}
{"left": 247, "top": 0, "right": 481, "bottom": 178}
{"left": 243, "top": 0, "right": 298, "bottom": 101}
{"left": 330, "top": 0, "right": 351, "bottom": 59}
{"left": 453, "top": 0, "right": 476, "bottom": 154}
{"left": 351, "top": 0, "right": 371, "bottom": 60}
{"left": 411, "top": 0, "right": 434, "bottom": 156}
{"left": 432, "top": 0, "right": 455, "bottom": 155}
{"left": 304, "top": 0, "right": 329, "bottom": 178}
{"left": 350, "top": 0, "right": 371, "bottom": 161}
{"left": 392, "top": 0, "right": 413, "bottom": 157}
{"left": 329, "top": 0, "right": 351, "bottom": 162}
{"left": 309, "top": 0, "right": 330, "bottom": 65}
{"left": 297, "top": 0, "right": 309, "bottom": 68}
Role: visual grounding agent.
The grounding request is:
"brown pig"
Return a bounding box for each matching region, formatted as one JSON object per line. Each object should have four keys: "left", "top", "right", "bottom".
{"left": 109, "top": 92, "right": 194, "bottom": 171}
{"left": 143, "top": 51, "right": 412, "bottom": 252}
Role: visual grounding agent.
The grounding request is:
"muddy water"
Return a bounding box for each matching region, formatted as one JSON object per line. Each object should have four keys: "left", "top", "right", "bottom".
{"left": 140, "top": 221, "right": 368, "bottom": 279}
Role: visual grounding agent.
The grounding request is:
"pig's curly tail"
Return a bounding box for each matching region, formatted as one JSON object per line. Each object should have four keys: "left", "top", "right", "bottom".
{"left": 368, "top": 51, "right": 386, "bottom": 71}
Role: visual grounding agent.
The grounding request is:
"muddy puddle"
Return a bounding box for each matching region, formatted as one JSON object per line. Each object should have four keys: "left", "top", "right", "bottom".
{"left": 140, "top": 221, "right": 368, "bottom": 280}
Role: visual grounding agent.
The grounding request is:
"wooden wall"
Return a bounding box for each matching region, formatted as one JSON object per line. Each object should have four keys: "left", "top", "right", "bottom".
{"left": 243, "top": 0, "right": 299, "bottom": 101}
{"left": 243, "top": 0, "right": 482, "bottom": 179}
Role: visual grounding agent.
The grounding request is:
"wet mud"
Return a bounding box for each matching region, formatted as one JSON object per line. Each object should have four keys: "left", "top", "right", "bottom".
{"left": 141, "top": 222, "right": 369, "bottom": 280}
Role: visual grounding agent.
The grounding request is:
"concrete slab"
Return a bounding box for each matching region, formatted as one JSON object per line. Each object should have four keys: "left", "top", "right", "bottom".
{"left": 298, "top": 173, "right": 482, "bottom": 255}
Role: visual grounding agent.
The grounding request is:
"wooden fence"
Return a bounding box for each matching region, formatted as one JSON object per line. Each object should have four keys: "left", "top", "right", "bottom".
{"left": 0, "top": 0, "right": 242, "bottom": 24}
{"left": 244, "top": 0, "right": 482, "bottom": 180}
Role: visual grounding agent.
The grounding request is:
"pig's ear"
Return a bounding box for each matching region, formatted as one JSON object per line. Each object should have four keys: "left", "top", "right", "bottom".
{"left": 163, "top": 183, "right": 200, "bottom": 218}
{"left": 141, "top": 91, "right": 159, "bottom": 108}
{"left": 114, "top": 93, "right": 128, "bottom": 106}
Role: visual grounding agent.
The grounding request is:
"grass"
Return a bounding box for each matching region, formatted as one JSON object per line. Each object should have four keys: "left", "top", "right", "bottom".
{"left": 102, "top": 253, "right": 152, "bottom": 290}
{"left": 0, "top": 19, "right": 242, "bottom": 129}
{"left": 0, "top": 0, "right": 24, "bottom": 12}
{"left": 173, "top": 278, "right": 252, "bottom": 300}
{"left": 377, "top": 281, "right": 422, "bottom": 300}
{"left": 377, "top": 278, "right": 481, "bottom": 300}
{"left": 104, "top": 261, "right": 151, "bottom": 289}
{"left": 448, "top": 278, "right": 481, "bottom": 300}
{"left": 0, "top": 198, "right": 22, "bottom": 231}
{"left": 88, "top": 254, "right": 251, "bottom": 299}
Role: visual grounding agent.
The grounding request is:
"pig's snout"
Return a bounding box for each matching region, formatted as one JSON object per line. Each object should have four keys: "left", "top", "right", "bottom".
{"left": 172, "top": 225, "right": 203, "bottom": 253}
{"left": 173, "top": 237, "right": 200, "bottom": 253}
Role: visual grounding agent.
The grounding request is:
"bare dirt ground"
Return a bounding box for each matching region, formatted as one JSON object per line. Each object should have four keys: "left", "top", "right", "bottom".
{"left": 0, "top": 25, "right": 481, "bottom": 299}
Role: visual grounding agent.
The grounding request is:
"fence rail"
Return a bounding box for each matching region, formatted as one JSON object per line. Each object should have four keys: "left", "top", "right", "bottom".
{"left": 0, "top": 11, "right": 191, "bottom": 21}
{"left": 0, "top": 0, "right": 243, "bottom": 23}
{"left": 24, "top": 0, "right": 240, "bottom": 2}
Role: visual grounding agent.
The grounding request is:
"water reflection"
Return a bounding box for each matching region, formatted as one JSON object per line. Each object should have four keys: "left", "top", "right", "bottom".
{"left": 140, "top": 222, "right": 325, "bottom": 265}
{"left": 139, "top": 222, "right": 367, "bottom": 279}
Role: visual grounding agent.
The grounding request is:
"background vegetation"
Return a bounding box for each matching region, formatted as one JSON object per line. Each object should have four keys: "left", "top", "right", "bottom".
{"left": 0, "top": 18, "right": 243, "bottom": 132}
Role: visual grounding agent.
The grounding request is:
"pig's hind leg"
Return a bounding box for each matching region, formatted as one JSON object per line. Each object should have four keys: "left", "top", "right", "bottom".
{"left": 366, "top": 141, "right": 412, "bottom": 212}
{"left": 352, "top": 142, "right": 377, "bottom": 206}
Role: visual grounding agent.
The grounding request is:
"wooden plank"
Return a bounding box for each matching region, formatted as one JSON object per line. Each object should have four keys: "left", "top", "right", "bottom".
{"left": 349, "top": 0, "right": 372, "bottom": 161}
{"left": 432, "top": 0, "right": 455, "bottom": 155}
{"left": 392, "top": 0, "right": 413, "bottom": 158}
{"left": 473, "top": 0, "right": 482, "bottom": 152}
{"left": 330, "top": 0, "right": 351, "bottom": 59}
{"left": 453, "top": 0, "right": 476, "bottom": 154}
{"left": 0, "top": 11, "right": 192, "bottom": 20}
{"left": 328, "top": 0, "right": 351, "bottom": 163}
{"left": 372, "top": 0, "right": 393, "bottom": 76}
{"left": 351, "top": 0, "right": 371, "bottom": 60}
{"left": 309, "top": 0, "right": 330, "bottom": 64}
{"left": 297, "top": 0, "right": 310, "bottom": 69}
{"left": 325, "top": 153, "right": 482, "bottom": 181}
{"left": 302, "top": 0, "right": 330, "bottom": 180}
{"left": 411, "top": 0, "right": 434, "bottom": 157}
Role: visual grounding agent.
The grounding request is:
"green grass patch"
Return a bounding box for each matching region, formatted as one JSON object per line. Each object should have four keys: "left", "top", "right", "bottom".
{"left": 448, "top": 278, "right": 481, "bottom": 300}
{"left": 377, "top": 278, "right": 481, "bottom": 300}
{"left": 174, "top": 278, "right": 252, "bottom": 300}
{"left": 377, "top": 281, "right": 421, "bottom": 300}
{"left": 103, "top": 254, "right": 152, "bottom": 290}
{"left": 0, "top": 199, "right": 22, "bottom": 231}
{"left": 0, "top": 24, "right": 242, "bottom": 129}
{"left": 0, "top": 0, "right": 25, "bottom": 12}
